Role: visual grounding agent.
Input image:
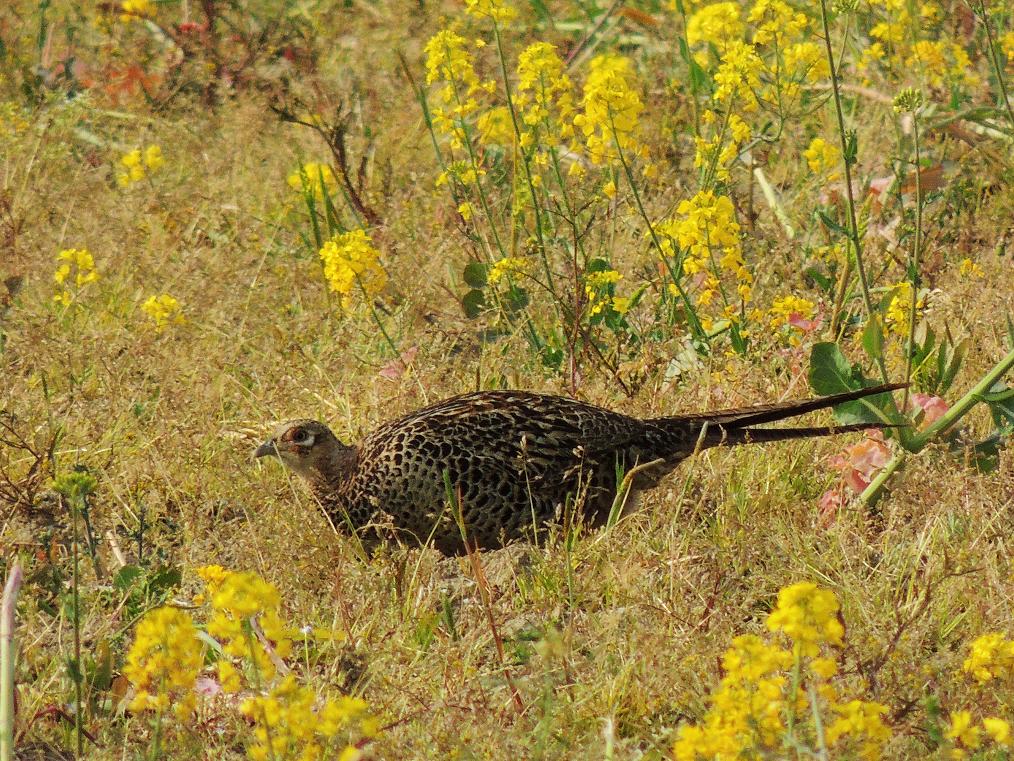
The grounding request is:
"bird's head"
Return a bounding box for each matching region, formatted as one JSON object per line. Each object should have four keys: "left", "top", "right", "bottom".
{"left": 254, "top": 420, "right": 350, "bottom": 482}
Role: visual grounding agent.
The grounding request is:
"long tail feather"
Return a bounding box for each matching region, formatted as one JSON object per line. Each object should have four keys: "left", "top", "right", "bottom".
{"left": 718, "top": 421, "right": 894, "bottom": 445}
{"left": 657, "top": 382, "right": 907, "bottom": 429}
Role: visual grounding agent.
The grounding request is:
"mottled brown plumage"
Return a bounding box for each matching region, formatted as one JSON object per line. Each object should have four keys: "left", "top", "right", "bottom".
{"left": 255, "top": 384, "right": 903, "bottom": 554}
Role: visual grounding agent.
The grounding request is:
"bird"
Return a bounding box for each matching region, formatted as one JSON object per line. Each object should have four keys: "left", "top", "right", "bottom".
{"left": 255, "top": 383, "right": 903, "bottom": 555}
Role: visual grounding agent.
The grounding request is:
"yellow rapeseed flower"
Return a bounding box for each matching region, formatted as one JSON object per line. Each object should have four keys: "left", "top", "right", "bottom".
{"left": 962, "top": 632, "right": 1014, "bottom": 683}
{"left": 516, "top": 42, "right": 576, "bottom": 147}
{"left": 687, "top": 2, "right": 744, "bottom": 63}
{"left": 120, "top": 0, "right": 154, "bottom": 22}
{"left": 946, "top": 710, "right": 982, "bottom": 751}
{"left": 117, "top": 144, "right": 165, "bottom": 186}
{"left": 584, "top": 269, "right": 622, "bottom": 316}
{"left": 765, "top": 581, "right": 844, "bottom": 656}
{"left": 287, "top": 162, "right": 337, "bottom": 199}
{"left": 487, "top": 256, "right": 531, "bottom": 284}
{"left": 425, "top": 28, "right": 495, "bottom": 150}
{"left": 713, "top": 41, "right": 762, "bottom": 107}
{"left": 318, "top": 230, "right": 388, "bottom": 309}
{"left": 53, "top": 248, "right": 99, "bottom": 306}
{"left": 884, "top": 281, "right": 924, "bottom": 337}
{"left": 748, "top": 0, "right": 808, "bottom": 46}
{"left": 573, "top": 54, "right": 648, "bottom": 167}
{"left": 141, "top": 294, "right": 185, "bottom": 333}
{"left": 825, "top": 700, "right": 892, "bottom": 760}
{"left": 959, "top": 258, "right": 984, "bottom": 278}
{"left": 984, "top": 717, "right": 1012, "bottom": 746}
{"left": 463, "top": 0, "right": 517, "bottom": 23}
{"left": 240, "top": 674, "right": 375, "bottom": 761}
{"left": 123, "top": 607, "right": 203, "bottom": 718}
{"left": 803, "top": 137, "right": 840, "bottom": 180}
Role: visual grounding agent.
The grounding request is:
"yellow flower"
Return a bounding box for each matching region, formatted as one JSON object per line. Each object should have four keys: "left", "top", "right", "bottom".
{"left": 144, "top": 145, "right": 164, "bottom": 171}
{"left": 748, "top": 0, "right": 808, "bottom": 46}
{"left": 457, "top": 201, "right": 474, "bottom": 221}
{"left": 611, "top": 295, "right": 632, "bottom": 315}
{"left": 766, "top": 581, "right": 844, "bottom": 656}
{"left": 573, "top": 54, "right": 646, "bottom": 166}
{"left": 958, "top": 258, "right": 983, "bottom": 278}
{"left": 287, "top": 162, "right": 337, "bottom": 199}
{"left": 826, "top": 700, "right": 892, "bottom": 760}
{"left": 318, "top": 230, "right": 388, "bottom": 309}
{"left": 783, "top": 42, "right": 830, "bottom": 82}
{"left": 687, "top": 2, "right": 744, "bottom": 61}
{"left": 53, "top": 249, "right": 99, "bottom": 305}
{"left": 884, "top": 281, "right": 924, "bottom": 337}
{"left": 476, "top": 106, "right": 514, "bottom": 146}
{"left": 584, "top": 269, "right": 622, "bottom": 316}
{"left": 962, "top": 632, "right": 1014, "bottom": 683}
{"left": 713, "top": 41, "right": 762, "bottom": 107}
{"left": 946, "top": 711, "right": 982, "bottom": 750}
{"left": 464, "top": 0, "right": 517, "bottom": 23}
{"left": 984, "top": 717, "right": 1011, "bottom": 746}
{"left": 769, "top": 295, "right": 816, "bottom": 330}
{"left": 803, "top": 137, "right": 840, "bottom": 179}
{"left": 240, "top": 675, "right": 376, "bottom": 761}
{"left": 141, "top": 294, "right": 185, "bottom": 333}
{"left": 120, "top": 0, "right": 154, "bottom": 22}
{"left": 516, "top": 42, "right": 576, "bottom": 146}
{"left": 425, "top": 28, "right": 494, "bottom": 149}
{"left": 487, "top": 256, "right": 531, "bottom": 284}
{"left": 602, "top": 179, "right": 617, "bottom": 198}
{"left": 123, "top": 607, "right": 202, "bottom": 717}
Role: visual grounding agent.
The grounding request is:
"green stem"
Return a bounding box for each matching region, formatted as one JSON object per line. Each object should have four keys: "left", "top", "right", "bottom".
{"left": 608, "top": 118, "right": 707, "bottom": 344}
{"left": 902, "top": 110, "right": 923, "bottom": 412}
{"left": 861, "top": 346, "right": 1014, "bottom": 503}
{"left": 1, "top": 561, "right": 23, "bottom": 761}
{"left": 976, "top": 0, "right": 1014, "bottom": 127}
{"left": 71, "top": 497, "right": 83, "bottom": 758}
{"left": 492, "top": 22, "right": 558, "bottom": 301}
{"left": 818, "top": 0, "right": 886, "bottom": 383}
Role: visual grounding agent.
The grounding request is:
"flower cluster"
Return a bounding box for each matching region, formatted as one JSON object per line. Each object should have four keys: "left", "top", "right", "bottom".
{"left": 318, "top": 230, "right": 388, "bottom": 309}
{"left": 53, "top": 248, "right": 99, "bottom": 306}
{"left": 673, "top": 583, "right": 893, "bottom": 761}
{"left": 658, "top": 191, "right": 753, "bottom": 328}
{"left": 768, "top": 294, "right": 817, "bottom": 344}
{"left": 122, "top": 607, "right": 203, "bottom": 718}
{"left": 240, "top": 675, "right": 378, "bottom": 761}
{"left": 287, "top": 162, "right": 337, "bottom": 199}
{"left": 583, "top": 269, "right": 624, "bottom": 317}
{"left": 487, "top": 256, "right": 531, "bottom": 284}
{"left": 573, "top": 54, "right": 649, "bottom": 171}
{"left": 946, "top": 711, "right": 1012, "bottom": 758}
{"left": 962, "top": 632, "right": 1014, "bottom": 683}
{"left": 515, "top": 42, "right": 576, "bottom": 152}
{"left": 141, "top": 294, "right": 185, "bottom": 333}
{"left": 884, "top": 281, "right": 925, "bottom": 336}
{"left": 119, "top": 0, "right": 154, "bottom": 22}
{"left": 766, "top": 581, "right": 844, "bottom": 656}
{"left": 803, "top": 137, "right": 841, "bottom": 181}
{"left": 424, "top": 28, "right": 495, "bottom": 150}
{"left": 463, "top": 0, "right": 517, "bottom": 23}
{"left": 117, "top": 145, "right": 164, "bottom": 187}
{"left": 686, "top": 2, "right": 743, "bottom": 64}
{"left": 198, "top": 565, "right": 294, "bottom": 683}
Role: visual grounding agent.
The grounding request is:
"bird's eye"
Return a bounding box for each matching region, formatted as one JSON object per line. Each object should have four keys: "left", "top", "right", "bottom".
{"left": 292, "top": 428, "right": 310, "bottom": 444}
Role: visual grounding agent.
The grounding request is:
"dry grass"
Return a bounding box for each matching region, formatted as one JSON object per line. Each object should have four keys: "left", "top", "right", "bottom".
{"left": 1, "top": 0, "right": 1013, "bottom": 758}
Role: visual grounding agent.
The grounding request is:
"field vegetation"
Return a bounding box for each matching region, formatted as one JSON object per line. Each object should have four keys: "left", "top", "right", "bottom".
{"left": 1, "top": 0, "right": 1013, "bottom": 758}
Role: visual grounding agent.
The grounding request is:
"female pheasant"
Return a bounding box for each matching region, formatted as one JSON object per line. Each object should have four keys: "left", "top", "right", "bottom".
{"left": 255, "top": 384, "right": 902, "bottom": 554}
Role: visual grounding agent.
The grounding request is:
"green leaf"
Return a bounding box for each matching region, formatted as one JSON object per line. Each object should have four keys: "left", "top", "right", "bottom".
{"left": 808, "top": 342, "right": 895, "bottom": 425}
{"left": 861, "top": 318, "right": 884, "bottom": 363}
{"left": 461, "top": 289, "right": 486, "bottom": 319}
{"left": 463, "top": 261, "right": 488, "bottom": 289}
{"left": 809, "top": 342, "right": 862, "bottom": 395}
{"left": 817, "top": 210, "right": 848, "bottom": 237}
{"left": 113, "top": 565, "right": 142, "bottom": 592}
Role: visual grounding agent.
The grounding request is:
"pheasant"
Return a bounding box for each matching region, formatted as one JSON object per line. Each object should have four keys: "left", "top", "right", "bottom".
{"left": 255, "top": 383, "right": 902, "bottom": 554}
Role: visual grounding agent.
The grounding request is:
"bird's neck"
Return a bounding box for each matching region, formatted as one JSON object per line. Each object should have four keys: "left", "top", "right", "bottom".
{"left": 305, "top": 444, "right": 358, "bottom": 491}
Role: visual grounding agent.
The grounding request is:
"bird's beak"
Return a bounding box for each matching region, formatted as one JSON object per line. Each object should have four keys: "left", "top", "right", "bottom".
{"left": 254, "top": 439, "right": 278, "bottom": 459}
